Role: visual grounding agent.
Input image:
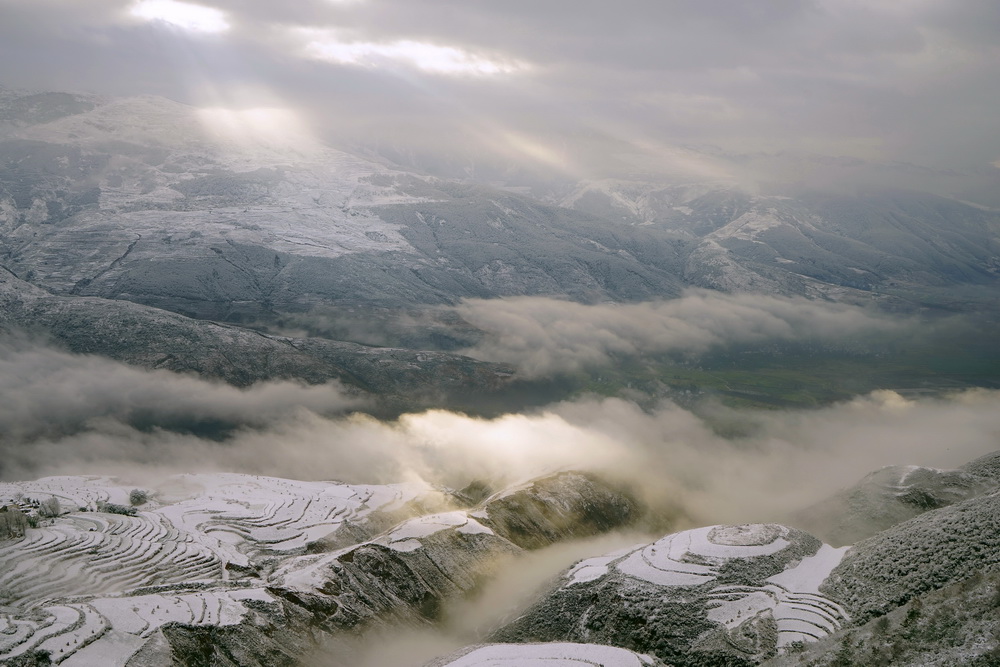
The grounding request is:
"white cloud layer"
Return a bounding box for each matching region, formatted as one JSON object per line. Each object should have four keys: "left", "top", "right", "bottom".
{"left": 299, "top": 30, "right": 525, "bottom": 76}
{"left": 1, "top": 339, "right": 997, "bottom": 534}
{"left": 454, "top": 291, "right": 905, "bottom": 376}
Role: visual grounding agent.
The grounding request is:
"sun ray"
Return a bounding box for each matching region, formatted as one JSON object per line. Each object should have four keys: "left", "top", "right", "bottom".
{"left": 130, "top": 0, "right": 230, "bottom": 34}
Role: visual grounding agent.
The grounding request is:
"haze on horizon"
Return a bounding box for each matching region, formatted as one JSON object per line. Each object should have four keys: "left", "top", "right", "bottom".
{"left": 0, "top": 0, "right": 998, "bottom": 201}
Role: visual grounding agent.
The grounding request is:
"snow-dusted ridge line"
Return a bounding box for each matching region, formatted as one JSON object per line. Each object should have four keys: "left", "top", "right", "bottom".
{"left": 271, "top": 508, "right": 498, "bottom": 591}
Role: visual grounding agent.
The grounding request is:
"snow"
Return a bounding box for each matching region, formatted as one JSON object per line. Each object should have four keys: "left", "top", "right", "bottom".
{"left": 565, "top": 547, "right": 643, "bottom": 586}
{"left": 685, "top": 239, "right": 785, "bottom": 292}
{"left": 376, "top": 511, "right": 495, "bottom": 550}
{"left": 5, "top": 94, "right": 462, "bottom": 303}
{"left": 707, "top": 207, "right": 807, "bottom": 244}
{"left": 149, "top": 473, "right": 428, "bottom": 557}
{"left": 381, "top": 511, "right": 469, "bottom": 541}
{"left": 0, "top": 472, "right": 435, "bottom": 665}
{"left": 274, "top": 508, "right": 497, "bottom": 590}
{"left": 35, "top": 605, "right": 106, "bottom": 662}
{"left": 436, "top": 642, "right": 658, "bottom": 666}
{"left": 611, "top": 525, "right": 791, "bottom": 588}
{"left": 0, "top": 475, "right": 130, "bottom": 511}
{"left": 705, "top": 582, "right": 847, "bottom": 646}
{"left": 51, "top": 588, "right": 277, "bottom": 664}
{"left": 693, "top": 524, "right": 791, "bottom": 558}
{"left": 563, "top": 524, "right": 849, "bottom": 653}
{"left": 617, "top": 545, "right": 715, "bottom": 587}
{"left": 698, "top": 538, "right": 850, "bottom": 650}
{"left": 706, "top": 588, "right": 775, "bottom": 628}
{"left": 61, "top": 629, "right": 144, "bottom": 667}
{"left": 269, "top": 552, "right": 338, "bottom": 591}
{"left": 456, "top": 518, "right": 494, "bottom": 536}
{"left": 389, "top": 538, "right": 425, "bottom": 552}
{"left": 767, "top": 544, "right": 850, "bottom": 595}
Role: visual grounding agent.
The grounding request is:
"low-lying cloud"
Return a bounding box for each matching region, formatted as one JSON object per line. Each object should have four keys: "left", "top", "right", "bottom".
{"left": 453, "top": 291, "right": 906, "bottom": 376}
{"left": 0, "top": 337, "right": 363, "bottom": 455}
{"left": 2, "top": 337, "right": 997, "bottom": 532}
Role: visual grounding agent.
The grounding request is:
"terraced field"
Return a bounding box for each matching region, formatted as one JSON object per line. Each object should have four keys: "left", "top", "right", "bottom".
{"left": 0, "top": 475, "right": 881, "bottom": 666}
{"left": 0, "top": 473, "right": 432, "bottom": 664}
{"left": 494, "top": 523, "right": 852, "bottom": 665}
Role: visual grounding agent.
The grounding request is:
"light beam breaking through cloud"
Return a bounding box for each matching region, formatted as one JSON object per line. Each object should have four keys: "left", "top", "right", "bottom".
{"left": 1, "top": 0, "right": 998, "bottom": 199}
{"left": 130, "top": 0, "right": 230, "bottom": 34}
{"left": 299, "top": 29, "right": 527, "bottom": 77}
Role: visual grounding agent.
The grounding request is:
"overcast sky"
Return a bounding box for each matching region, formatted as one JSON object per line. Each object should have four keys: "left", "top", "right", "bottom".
{"left": 1, "top": 0, "right": 998, "bottom": 193}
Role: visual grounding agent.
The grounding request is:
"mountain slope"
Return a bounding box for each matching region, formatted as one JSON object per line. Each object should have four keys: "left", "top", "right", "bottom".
{"left": 2, "top": 88, "right": 999, "bottom": 333}
{"left": 0, "top": 471, "right": 644, "bottom": 666}
{"left": 492, "top": 523, "right": 847, "bottom": 666}
{"left": 562, "top": 181, "right": 1000, "bottom": 302}
{"left": 0, "top": 269, "right": 518, "bottom": 409}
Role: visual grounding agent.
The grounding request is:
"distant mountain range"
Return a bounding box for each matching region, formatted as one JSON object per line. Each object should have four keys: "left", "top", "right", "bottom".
{"left": 0, "top": 86, "right": 997, "bottom": 413}
{"left": 2, "top": 87, "right": 998, "bottom": 331}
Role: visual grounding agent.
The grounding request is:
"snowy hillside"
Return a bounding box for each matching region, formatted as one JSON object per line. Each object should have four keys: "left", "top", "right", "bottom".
{"left": 0, "top": 471, "right": 643, "bottom": 666}
{"left": 562, "top": 180, "right": 1000, "bottom": 300}
{"left": 425, "top": 643, "right": 665, "bottom": 666}
{"left": 0, "top": 473, "right": 439, "bottom": 664}
{"left": 2, "top": 88, "right": 998, "bottom": 331}
{"left": 2, "top": 452, "right": 999, "bottom": 666}
{"left": 794, "top": 464, "right": 992, "bottom": 545}
{"left": 0, "top": 269, "right": 518, "bottom": 405}
{"left": 494, "top": 523, "right": 849, "bottom": 665}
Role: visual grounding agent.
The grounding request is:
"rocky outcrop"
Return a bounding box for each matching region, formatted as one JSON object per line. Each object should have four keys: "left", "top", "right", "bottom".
{"left": 473, "top": 472, "right": 642, "bottom": 550}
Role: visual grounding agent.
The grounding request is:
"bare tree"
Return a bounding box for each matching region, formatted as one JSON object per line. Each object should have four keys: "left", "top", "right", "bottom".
{"left": 38, "top": 497, "right": 60, "bottom": 518}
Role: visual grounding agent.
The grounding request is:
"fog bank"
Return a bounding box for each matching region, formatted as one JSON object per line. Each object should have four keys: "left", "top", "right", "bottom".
{"left": 455, "top": 291, "right": 906, "bottom": 376}
{"left": 2, "top": 339, "right": 997, "bottom": 529}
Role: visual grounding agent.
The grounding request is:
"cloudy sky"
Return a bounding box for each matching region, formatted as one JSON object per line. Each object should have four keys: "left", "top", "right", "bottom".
{"left": 1, "top": 0, "right": 998, "bottom": 192}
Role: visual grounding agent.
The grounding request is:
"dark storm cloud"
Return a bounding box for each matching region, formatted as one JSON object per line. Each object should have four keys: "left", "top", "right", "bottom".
{"left": 0, "top": 0, "right": 998, "bottom": 191}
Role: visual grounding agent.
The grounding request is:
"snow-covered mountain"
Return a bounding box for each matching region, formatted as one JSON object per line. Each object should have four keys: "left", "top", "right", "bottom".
{"left": 560, "top": 179, "right": 1000, "bottom": 300}
{"left": 2, "top": 87, "right": 998, "bottom": 335}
